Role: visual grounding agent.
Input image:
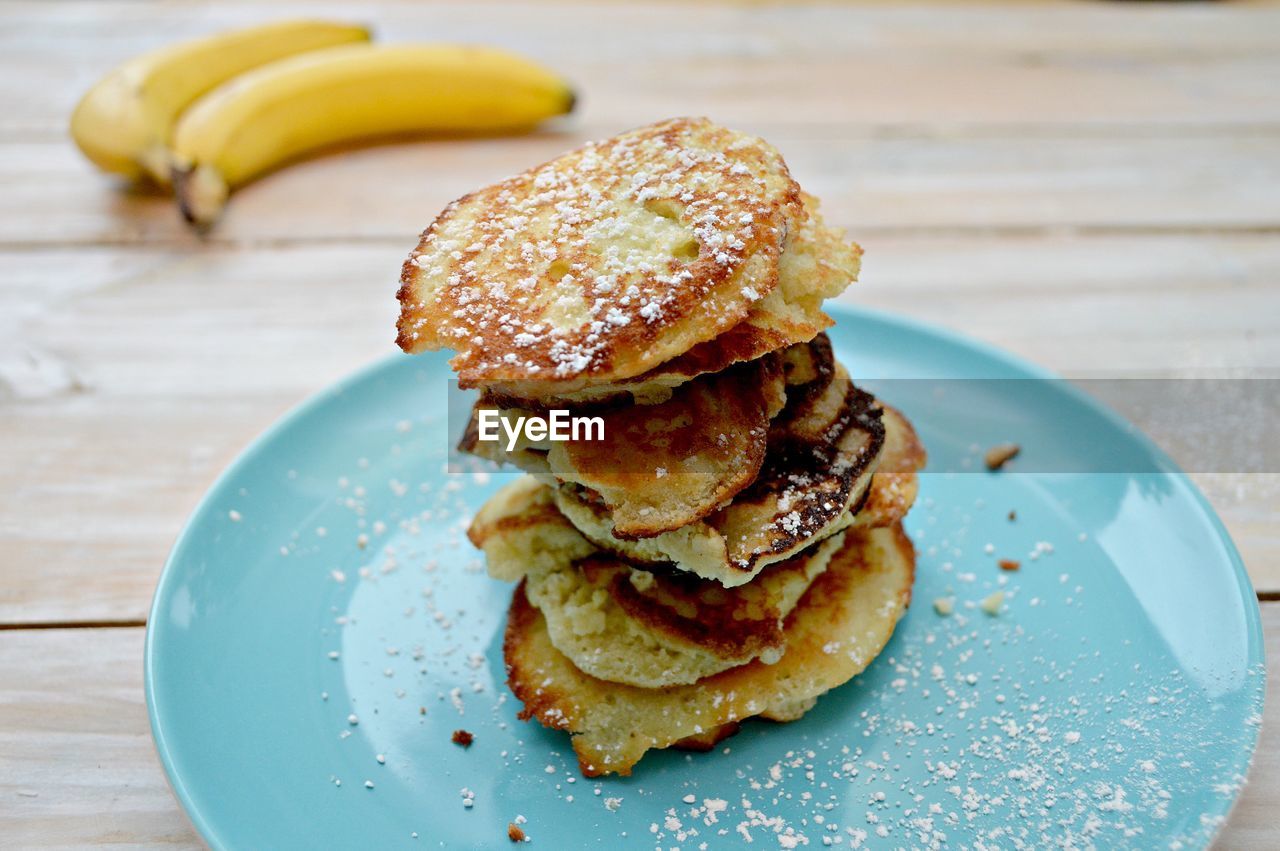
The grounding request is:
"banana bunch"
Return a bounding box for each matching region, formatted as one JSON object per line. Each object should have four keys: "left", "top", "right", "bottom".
{"left": 170, "top": 44, "right": 575, "bottom": 226}
{"left": 71, "top": 20, "right": 372, "bottom": 185}
{"left": 70, "top": 21, "right": 576, "bottom": 227}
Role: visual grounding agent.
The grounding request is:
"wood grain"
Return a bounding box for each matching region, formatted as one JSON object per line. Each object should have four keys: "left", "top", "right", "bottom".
{"left": 0, "top": 628, "right": 199, "bottom": 847}
{"left": 7, "top": 132, "right": 1280, "bottom": 246}
{"left": 6, "top": 1, "right": 1280, "bottom": 139}
{"left": 0, "top": 0, "right": 1277, "bottom": 844}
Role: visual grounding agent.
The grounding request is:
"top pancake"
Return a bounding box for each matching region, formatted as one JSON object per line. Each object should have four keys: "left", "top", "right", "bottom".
{"left": 477, "top": 195, "right": 862, "bottom": 410}
{"left": 397, "top": 117, "right": 804, "bottom": 388}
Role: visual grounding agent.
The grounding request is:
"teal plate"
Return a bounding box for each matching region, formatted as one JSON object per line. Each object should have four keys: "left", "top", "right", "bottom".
{"left": 146, "top": 306, "right": 1264, "bottom": 850}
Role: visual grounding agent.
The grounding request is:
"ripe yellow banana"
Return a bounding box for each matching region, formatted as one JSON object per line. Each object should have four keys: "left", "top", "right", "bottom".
{"left": 169, "top": 44, "right": 576, "bottom": 227}
{"left": 70, "top": 20, "right": 371, "bottom": 185}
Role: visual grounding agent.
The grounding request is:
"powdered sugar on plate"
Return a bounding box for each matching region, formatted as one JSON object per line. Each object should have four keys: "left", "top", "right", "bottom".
{"left": 281, "top": 407, "right": 1262, "bottom": 849}
{"left": 143, "top": 321, "right": 1251, "bottom": 851}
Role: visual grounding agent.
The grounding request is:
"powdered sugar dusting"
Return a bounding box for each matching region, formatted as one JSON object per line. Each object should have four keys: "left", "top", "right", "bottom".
{"left": 397, "top": 118, "right": 800, "bottom": 383}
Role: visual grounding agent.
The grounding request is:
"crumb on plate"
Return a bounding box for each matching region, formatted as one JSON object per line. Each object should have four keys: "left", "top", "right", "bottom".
{"left": 985, "top": 443, "right": 1020, "bottom": 471}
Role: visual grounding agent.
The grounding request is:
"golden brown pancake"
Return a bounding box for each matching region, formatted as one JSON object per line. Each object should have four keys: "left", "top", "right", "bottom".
{"left": 398, "top": 118, "right": 804, "bottom": 388}
{"left": 852, "top": 405, "right": 928, "bottom": 532}
{"left": 465, "top": 476, "right": 595, "bottom": 581}
{"left": 468, "top": 476, "right": 848, "bottom": 687}
{"left": 552, "top": 384, "right": 925, "bottom": 587}
{"left": 769, "top": 334, "right": 845, "bottom": 444}
{"left": 522, "top": 533, "right": 847, "bottom": 688}
{"left": 699, "top": 383, "right": 882, "bottom": 571}
{"left": 409, "top": 117, "right": 922, "bottom": 781}
{"left": 504, "top": 524, "right": 916, "bottom": 776}
{"left": 778, "top": 329, "right": 833, "bottom": 390}
{"left": 459, "top": 335, "right": 835, "bottom": 540}
{"left": 475, "top": 197, "right": 861, "bottom": 410}
{"left": 462, "top": 354, "right": 787, "bottom": 538}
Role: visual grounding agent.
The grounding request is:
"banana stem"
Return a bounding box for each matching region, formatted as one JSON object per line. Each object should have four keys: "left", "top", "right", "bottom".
{"left": 173, "top": 163, "right": 229, "bottom": 229}
{"left": 139, "top": 143, "right": 175, "bottom": 188}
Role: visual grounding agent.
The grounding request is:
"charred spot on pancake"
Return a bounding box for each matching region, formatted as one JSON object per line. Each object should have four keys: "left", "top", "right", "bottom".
{"left": 714, "top": 387, "right": 884, "bottom": 573}
{"left": 779, "top": 332, "right": 834, "bottom": 394}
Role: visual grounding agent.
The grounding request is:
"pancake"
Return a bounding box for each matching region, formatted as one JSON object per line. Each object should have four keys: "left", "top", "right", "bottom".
{"left": 462, "top": 354, "right": 787, "bottom": 538}
{"left": 697, "top": 383, "right": 882, "bottom": 570}
{"left": 552, "top": 386, "right": 925, "bottom": 587}
{"left": 468, "top": 476, "right": 847, "bottom": 687}
{"left": 769, "top": 333, "right": 843, "bottom": 443}
{"left": 476, "top": 197, "right": 861, "bottom": 410}
{"left": 523, "top": 533, "right": 847, "bottom": 688}
{"left": 852, "top": 404, "right": 928, "bottom": 532}
{"left": 465, "top": 475, "right": 594, "bottom": 581}
{"left": 778, "top": 329, "right": 833, "bottom": 390}
{"left": 503, "top": 524, "right": 916, "bottom": 776}
{"left": 397, "top": 117, "right": 804, "bottom": 389}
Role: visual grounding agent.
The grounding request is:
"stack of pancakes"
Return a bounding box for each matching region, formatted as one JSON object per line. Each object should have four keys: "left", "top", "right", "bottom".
{"left": 396, "top": 118, "right": 925, "bottom": 777}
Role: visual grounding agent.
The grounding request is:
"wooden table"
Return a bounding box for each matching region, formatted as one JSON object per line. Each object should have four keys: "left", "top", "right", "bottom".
{"left": 2, "top": 1, "right": 1277, "bottom": 846}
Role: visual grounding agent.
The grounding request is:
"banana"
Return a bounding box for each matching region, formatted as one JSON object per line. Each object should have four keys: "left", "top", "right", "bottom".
{"left": 169, "top": 44, "right": 576, "bottom": 227}
{"left": 70, "top": 20, "right": 371, "bottom": 185}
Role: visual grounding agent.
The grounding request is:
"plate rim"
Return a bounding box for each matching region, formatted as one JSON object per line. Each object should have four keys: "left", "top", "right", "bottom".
{"left": 144, "top": 303, "right": 1265, "bottom": 850}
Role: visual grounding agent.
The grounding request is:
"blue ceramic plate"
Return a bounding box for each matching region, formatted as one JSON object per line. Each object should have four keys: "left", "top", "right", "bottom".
{"left": 146, "top": 306, "right": 1263, "bottom": 850}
